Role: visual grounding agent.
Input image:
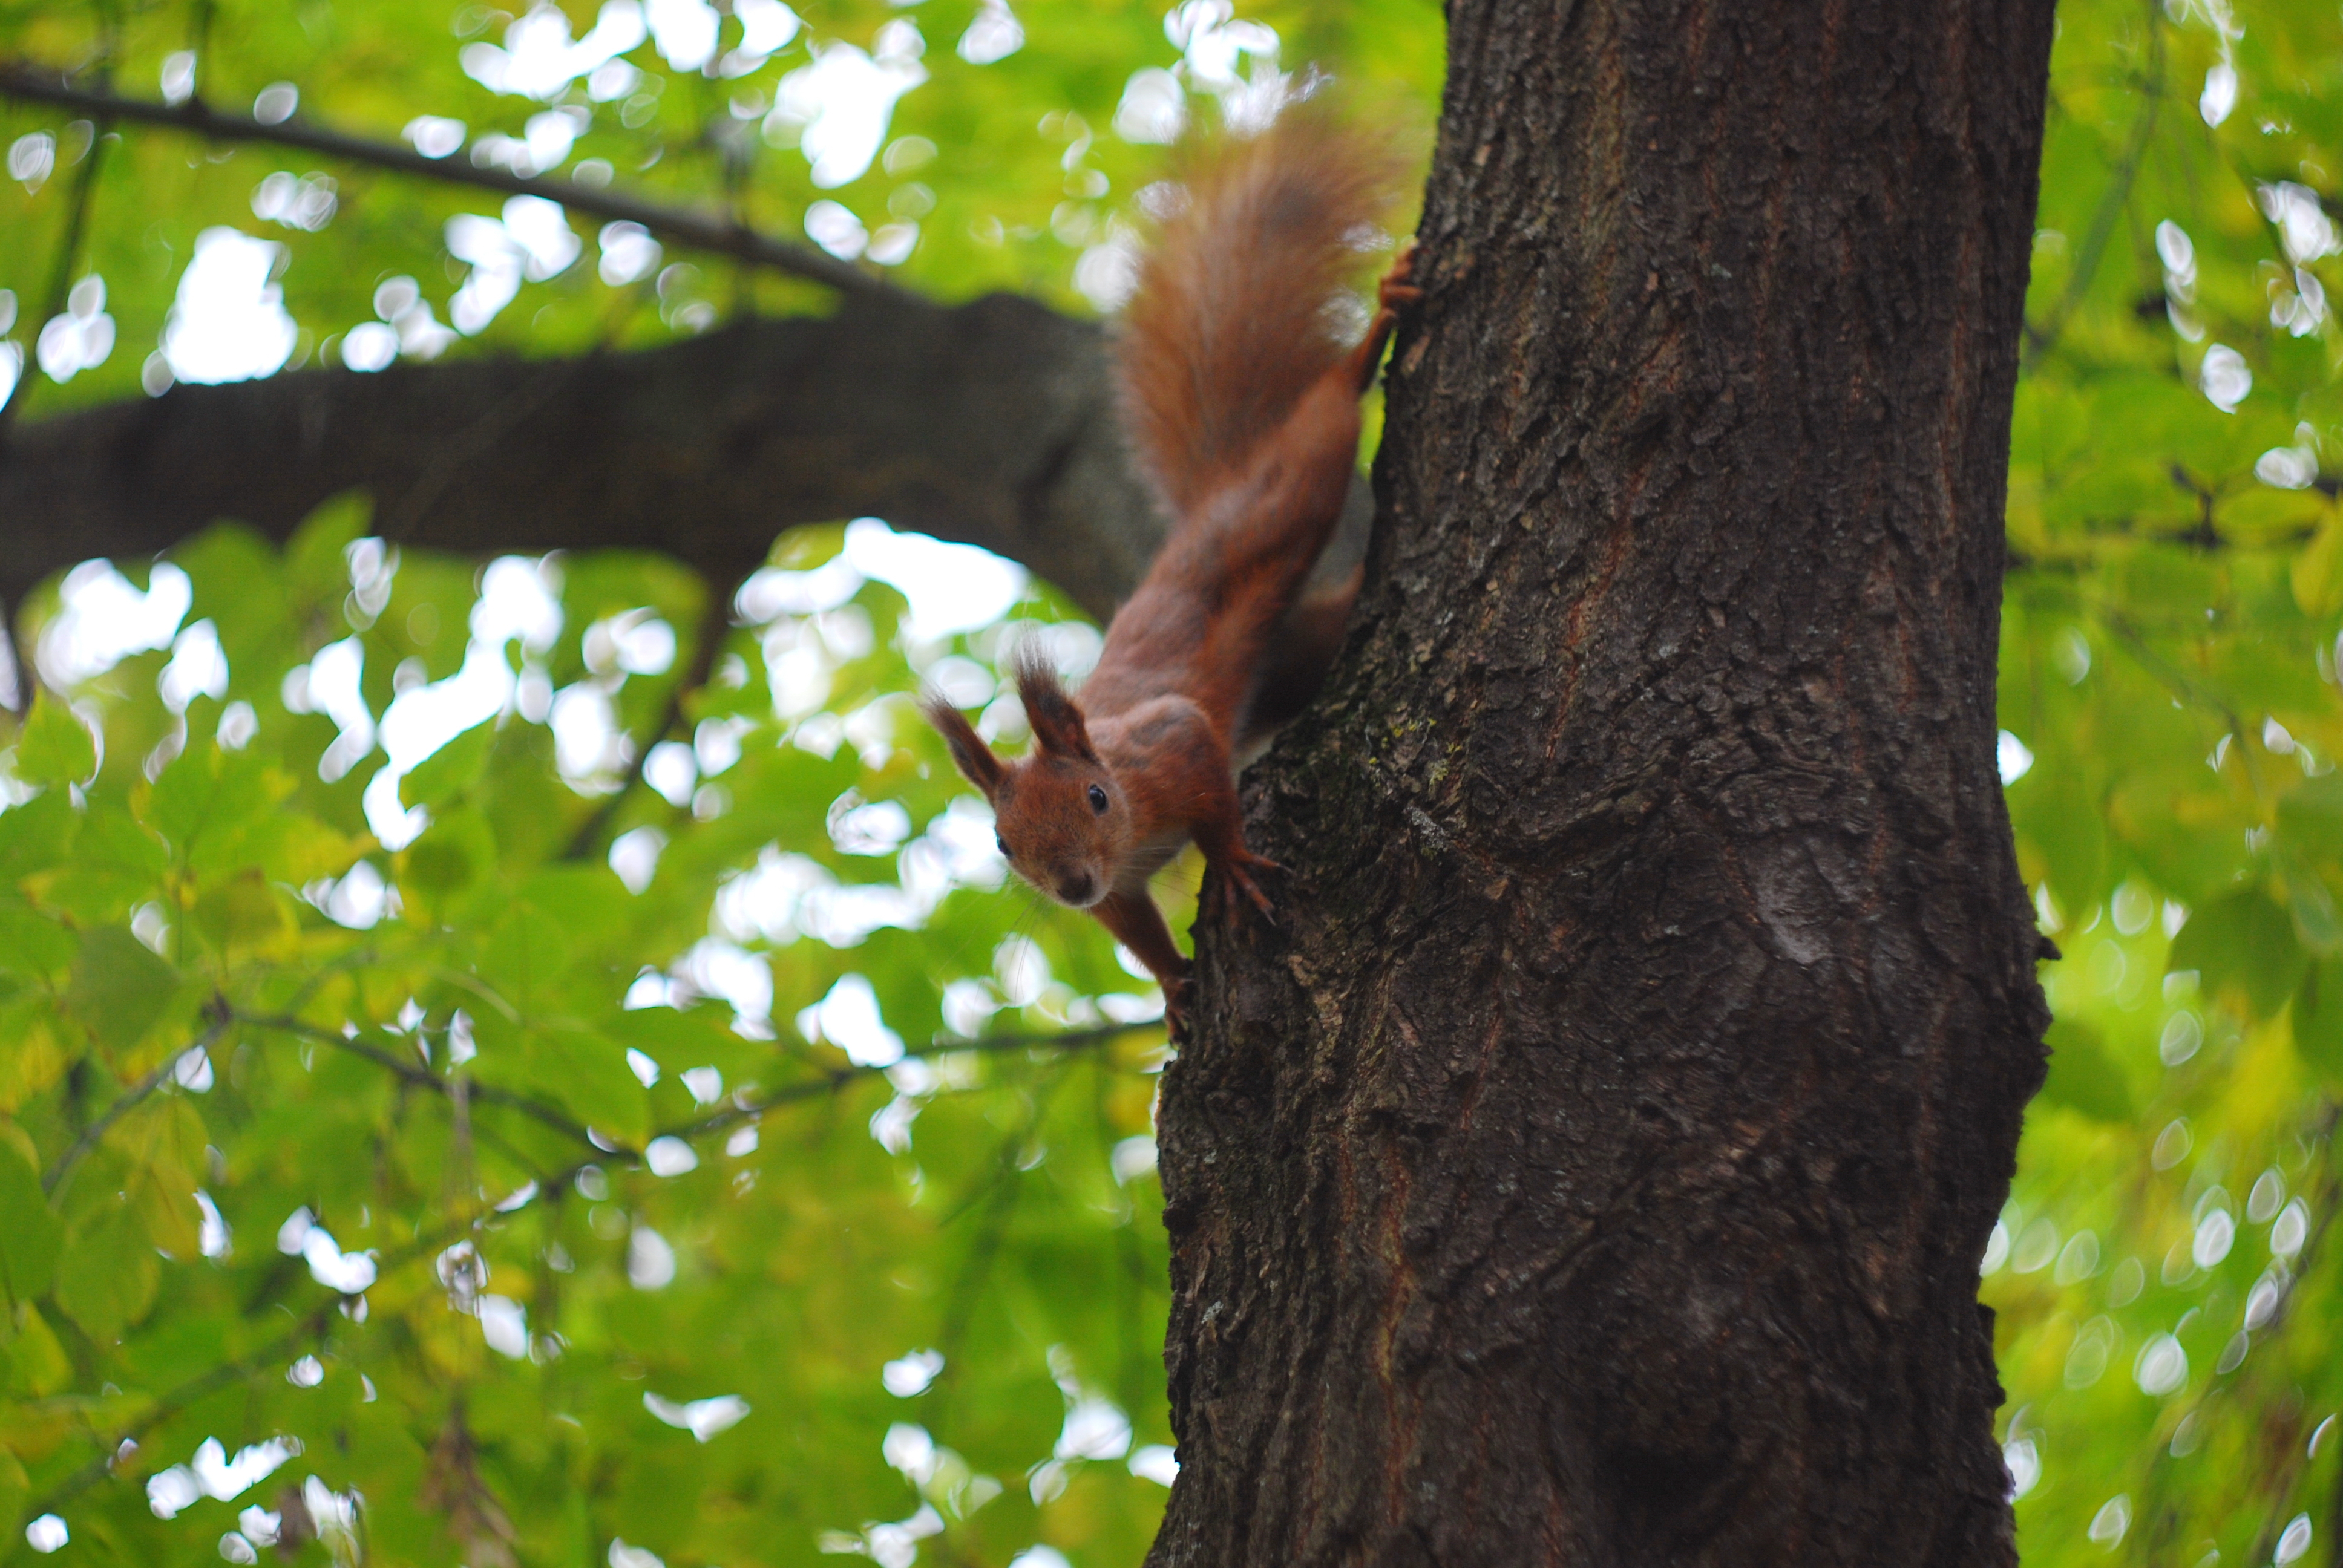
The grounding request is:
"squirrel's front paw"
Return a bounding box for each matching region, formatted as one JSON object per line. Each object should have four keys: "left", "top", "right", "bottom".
{"left": 1217, "top": 851, "right": 1281, "bottom": 924}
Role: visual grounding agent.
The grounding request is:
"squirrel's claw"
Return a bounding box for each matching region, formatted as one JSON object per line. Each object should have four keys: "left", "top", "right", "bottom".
{"left": 1219, "top": 851, "right": 1282, "bottom": 925}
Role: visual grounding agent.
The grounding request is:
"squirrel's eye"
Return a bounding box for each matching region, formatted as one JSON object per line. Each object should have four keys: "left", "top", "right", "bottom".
{"left": 1087, "top": 783, "right": 1109, "bottom": 814}
{"left": 995, "top": 834, "right": 1010, "bottom": 858}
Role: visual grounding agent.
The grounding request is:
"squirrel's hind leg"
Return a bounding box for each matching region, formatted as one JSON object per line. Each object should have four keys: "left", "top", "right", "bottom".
{"left": 1346, "top": 240, "right": 1424, "bottom": 393}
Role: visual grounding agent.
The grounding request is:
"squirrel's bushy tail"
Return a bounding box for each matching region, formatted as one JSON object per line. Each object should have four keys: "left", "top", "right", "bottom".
{"left": 1115, "top": 105, "right": 1402, "bottom": 519}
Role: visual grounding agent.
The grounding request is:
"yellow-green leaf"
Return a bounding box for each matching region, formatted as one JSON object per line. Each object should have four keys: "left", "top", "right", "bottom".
{"left": 0, "top": 1137, "right": 61, "bottom": 1302}
{"left": 14, "top": 697, "right": 95, "bottom": 787}
{"left": 2291, "top": 502, "right": 2343, "bottom": 615}
{"left": 53, "top": 1205, "right": 160, "bottom": 1345}
{"left": 64, "top": 928, "right": 180, "bottom": 1053}
{"left": 2036, "top": 1016, "right": 2137, "bottom": 1122}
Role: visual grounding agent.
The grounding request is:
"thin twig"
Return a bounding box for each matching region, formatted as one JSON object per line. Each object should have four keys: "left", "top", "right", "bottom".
{"left": 0, "top": 91, "right": 113, "bottom": 438}
{"left": 659, "top": 1019, "right": 1147, "bottom": 1144}
{"left": 237, "top": 1011, "right": 618, "bottom": 1154}
{"left": 0, "top": 61, "right": 900, "bottom": 300}
{"left": 559, "top": 575, "right": 740, "bottom": 864}
{"left": 11, "top": 1015, "right": 1150, "bottom": 1531}
{"left": 15, "top": 1299, "right": 343, "bottom": 1529}
{"left": 240, "top": 1006, "right": 1150, "bottom": 1158}
{"left": 922, "top": 1065, "right": 1071, "bottom": 1431}
{"left": 931, "top": 1019, "right": 1162, "bottom": 1054}
{"left": 2021, "top": 0, "right": 2164, "bottom": 371}
{"left": 2102, "top": 609, "right": 2269, "bottom": 802}
{"left": 42, "top": 1013, "right": 227, "bottom": 1196}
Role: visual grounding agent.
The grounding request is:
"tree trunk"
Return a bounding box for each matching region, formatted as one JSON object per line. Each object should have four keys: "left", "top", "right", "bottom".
{"left": 1153, "top": 1, "right": 2056, "bottom": 1563}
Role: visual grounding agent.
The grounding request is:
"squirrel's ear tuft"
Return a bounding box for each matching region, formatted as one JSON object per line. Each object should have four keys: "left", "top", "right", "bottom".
{"left": 922, "top": 694, "right": 1008, "bottom": 794}
{"left": 1012, "top": 647, "right": 1098, "bottom": 763}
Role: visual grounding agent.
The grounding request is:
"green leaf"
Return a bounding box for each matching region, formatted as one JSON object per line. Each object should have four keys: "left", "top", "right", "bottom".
{"left": 2294, "top": 958, "right": 2343, "bottom": 1088}
{"left": 123, "top": 1099, "right": 206, "bottom": 1261}
{"left": 14, "top": 696, "right": 96, "bottom": 786}
{"left": 190, "top": 871, "right": 301, "bottom": 957}
{"left": 0, "top": 998, "right": 69, "bottom": 1115}
{"left": 2286, "top": 861, "right": 2343, "bottom": 955}
{"left": 478, "top": 898, "right": 580, "bottom": 1007}
{"left": 2226, "top": 483, "right": 2330, "bottom": 541}
{"left": 64, "top": 927, "right": 180, "bottom": 1052}
{"left": 401, "top": 720, "right": 499, "bottom": 811}
{"left": 2036, "top": 1016, "right": 2137, "bottom": 1122}
{"left": 2169, "top": 886, "right": 2307, "bottom": 1018}
{"left": 2289, "top": 504, "right": 2343, "bottom": 615}
{"left": 216, "top": 802, "right": 369, "bottom": 886}
{"left": 0, "top": 790, "right": 77, "bottom": 881}
{"left": 53, "top": 1204, "right": 160, "bottom": 1345}
{"left": 286, "top": 489, "right": 375, "bottom": 601}
{"left": 2278, "top": 773, "right": 2343, "bottom": 861}
{"left": 122, "top": 1315, "right": 231, "bottom": 1388}
{"left": 0, "top": 903, "right": 77, "bottom": 983}
{"left": 144, "top": 741, "right": 273, "bottom": 860}
{"left": 2109, "top": 768, "right": 2255, "bottom": 903}
{"left": 396, "top": 803, "right": 500, "bottom": 904}
{"left": 2013, "top": 766, "right": 2109, "bottom": 909}
{"left": 0, "top": 1137, "right": 62, "bottom": 1302}
{"left": 7, "top": 1305, "right": 68, "bottom": 1397}
{"left": 508, "top": 1024, "right": 652, "bottom": 1145}
{"left": 73, "top": 808, "right": 172, "bottom": 885}
{"left": 0, "top": 1448, "right": 27, "bottom": 1537}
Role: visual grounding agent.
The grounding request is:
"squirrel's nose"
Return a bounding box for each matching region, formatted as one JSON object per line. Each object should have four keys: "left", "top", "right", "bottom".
{"left": 1059, "top": 871, "right": 1098, "bottom": 906}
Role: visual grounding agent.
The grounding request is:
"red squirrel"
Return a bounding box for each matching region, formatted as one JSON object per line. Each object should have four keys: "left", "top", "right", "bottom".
{"left": 923, "top": 108, "right": 1418, "bottom": 1032}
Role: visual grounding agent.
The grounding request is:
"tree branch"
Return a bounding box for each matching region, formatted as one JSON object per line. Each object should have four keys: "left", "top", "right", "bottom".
{"left": 0, "top": 292, "right": 1168, "bottom": 626}
{"left": 2020, "top": 0, "right": 2163, "bottom": 370}
{"left": 0, "top": 81, "right": 110, "bottom": 439}
{"left": 42, "top": 1013, "right": 228, "bottom": 1195}
{"left": 0, "top": 242, "right": 1371, "bottom": 700}
{"left": 18, "top": 1299, "right": 345, "bottom": 1529}
{"left": 238, "top": 1011, "right": 622, "bottom": 1154}
{"left": 2103, "top": 609, "right": 2269, "bottom": 800}
{"left": 238, "top": 1006, "right": 1156, "bottom": 1165}
{"left": 0, "top": 60, "right": 893, "bottom": 300}
{"left": 559, "top": 569, "right": 738, "bottom": 864}
{"left": 658, "top": 1019, "right": 1154, "bottom": 1144}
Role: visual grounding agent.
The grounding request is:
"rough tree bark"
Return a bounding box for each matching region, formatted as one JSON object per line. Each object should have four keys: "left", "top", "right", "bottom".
{"left": 1156, "top": 1, "right": 2056, "bottom": 1564}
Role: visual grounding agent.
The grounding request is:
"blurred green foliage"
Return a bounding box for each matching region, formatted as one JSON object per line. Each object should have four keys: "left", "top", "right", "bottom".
{"left": 0, "top": 488, "right": 1210, "bottom": 1568}
{"left": 1991, "top": 0, "right": 2343, "bottom": 1562}
{"left": 0, "top": 0, "right": 2339, "bottom": 1562}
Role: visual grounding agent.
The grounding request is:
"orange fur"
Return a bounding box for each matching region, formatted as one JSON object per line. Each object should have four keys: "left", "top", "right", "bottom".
{"left": 922, "top": 106, "right": 1416, "bottom": 1033}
